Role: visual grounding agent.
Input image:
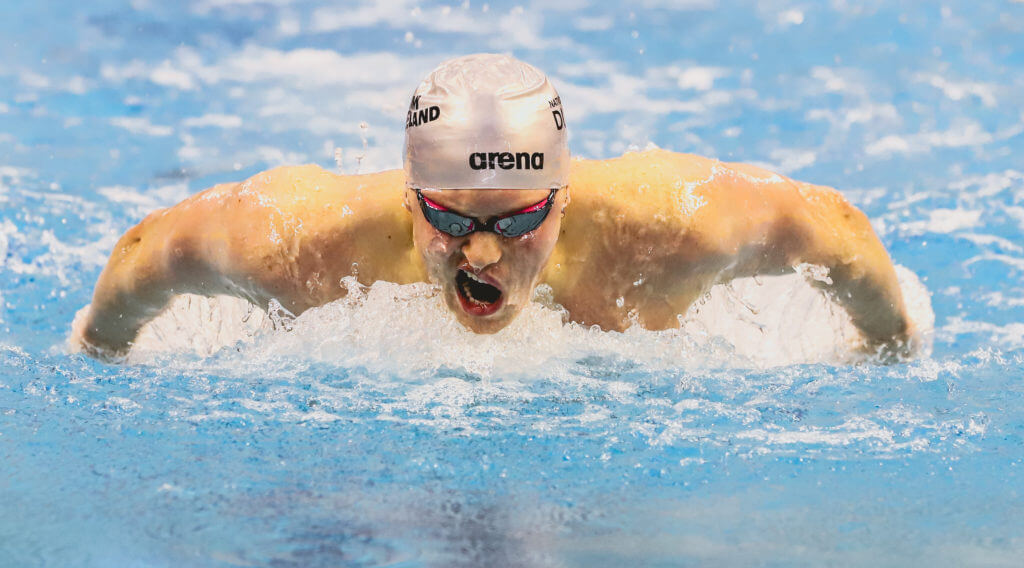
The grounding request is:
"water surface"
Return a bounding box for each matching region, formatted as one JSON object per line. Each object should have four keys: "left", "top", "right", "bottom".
{"left": 1, "top": 0, "right": 1023, "bottom": 565}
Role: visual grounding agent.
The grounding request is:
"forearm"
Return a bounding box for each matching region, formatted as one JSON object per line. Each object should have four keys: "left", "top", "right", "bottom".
{"left": 79, "top": 272, "right": 175, "bottom": 355}
{"left": 788, "top": 184, "right": 911, "bottom": 351}
{"left": 805, "top": 255, "right": 909, "bottom": 345}
{"left": 75, "top": 213, "right": 177, "bottom": 355}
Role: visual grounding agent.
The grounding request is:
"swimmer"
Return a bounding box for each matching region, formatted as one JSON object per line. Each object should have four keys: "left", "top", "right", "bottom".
{"left": 71, "top": 54, "right": 913, "bottom": 361}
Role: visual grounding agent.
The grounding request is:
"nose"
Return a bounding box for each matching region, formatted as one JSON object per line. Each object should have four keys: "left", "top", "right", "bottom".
{"left": 462, "top": 232, "right": 502, "bottom": 271}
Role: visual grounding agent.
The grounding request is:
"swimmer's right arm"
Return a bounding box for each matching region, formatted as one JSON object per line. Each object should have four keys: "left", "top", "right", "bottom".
{"left": 72, "top": 182, "right": 252, "bottom": 359}
{"left": 72, "top": 167, "right": 331, "bottom": 359}
{"left": 72, "top": 165, "right": 417, "bottom": 360}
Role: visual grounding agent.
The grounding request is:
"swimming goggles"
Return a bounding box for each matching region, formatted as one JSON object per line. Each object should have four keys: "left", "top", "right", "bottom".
{"left": 415, "top": 188, "right": 558, "bottom": 238}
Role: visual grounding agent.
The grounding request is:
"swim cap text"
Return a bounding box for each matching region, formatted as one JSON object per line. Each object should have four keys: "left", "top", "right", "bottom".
{"left": 552, "top": 110, "right": 564, "bottom": 130}
{"left": 406, "top": 106, "right": 440, "bottom": 128}
{"left": 469, "top": 152, "right": 545, "bottom": 170}
{"left": 406, "top": 94, "right": 440, "bottom": 128}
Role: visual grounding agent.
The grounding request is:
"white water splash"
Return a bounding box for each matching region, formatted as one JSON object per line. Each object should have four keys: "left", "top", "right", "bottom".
{"left": 124, "top": 265, "right": 934, "bottom": 373}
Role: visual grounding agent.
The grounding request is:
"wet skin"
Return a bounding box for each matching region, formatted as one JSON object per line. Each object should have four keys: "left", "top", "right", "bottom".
{"left": 72, "top": 149, "right": 912, "bottom": 360}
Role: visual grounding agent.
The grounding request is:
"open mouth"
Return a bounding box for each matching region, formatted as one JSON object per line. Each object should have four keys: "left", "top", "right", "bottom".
{"left": 455, "top": 268, "right": 503, "bottom": 316}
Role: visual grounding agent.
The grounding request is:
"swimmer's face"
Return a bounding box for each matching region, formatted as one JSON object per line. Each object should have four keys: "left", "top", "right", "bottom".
{"left": 406, "top": 188, "right": 567, "bottom": 333}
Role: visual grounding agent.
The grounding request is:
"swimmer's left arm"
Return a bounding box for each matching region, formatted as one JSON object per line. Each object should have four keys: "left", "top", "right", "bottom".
{"left": 784, "top": 179, "right": 911, "bottom": 354}
{"left": 714, "top": 165, "right": 911, "bottom": 356}
{"left": 559, "top": 151, "right": 910, "bottom": 355}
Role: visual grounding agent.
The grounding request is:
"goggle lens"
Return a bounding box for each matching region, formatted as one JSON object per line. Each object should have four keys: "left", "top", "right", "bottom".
{"left": 493, "top": 209, "right": 548, "bottom": 237}
{"left": 417, "top": 190, "right": 556, "bottom": 238}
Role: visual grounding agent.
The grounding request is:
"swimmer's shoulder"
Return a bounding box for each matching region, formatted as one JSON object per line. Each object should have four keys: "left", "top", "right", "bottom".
{"left": 563, "top": 148, "right": 842, "bottom": 253}
{"left": 567, "top": 149, "right": 727, "bottom": 227}
{"left": 167, "top": 164, "right": 415, "bottom": 291}
{"left": 572, "top": 148, "right": 848, "bottom": 213}
{"left": 570, "top": 148, "right": 718, "bottom": 193}
{"left": 178, "top": 164, "right": 406, "bottom": 219}
{"left": 162, "top": 164, "right": 408, "bottom": 257}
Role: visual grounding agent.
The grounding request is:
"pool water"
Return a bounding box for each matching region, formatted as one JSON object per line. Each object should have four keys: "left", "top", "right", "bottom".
{"left": 2, "top": 1, "right": 1023, "bottom": 565}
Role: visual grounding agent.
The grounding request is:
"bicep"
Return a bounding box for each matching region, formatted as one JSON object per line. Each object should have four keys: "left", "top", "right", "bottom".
{"left": 167, "top": 189, "right": 289, "bottom": 302}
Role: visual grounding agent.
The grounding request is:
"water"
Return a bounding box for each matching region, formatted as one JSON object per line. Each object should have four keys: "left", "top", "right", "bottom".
{"left": 2, "top": 0, "right": 1023, "bottom": 565}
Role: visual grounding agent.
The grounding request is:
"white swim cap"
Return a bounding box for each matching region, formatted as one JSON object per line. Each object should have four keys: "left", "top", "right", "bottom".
{"left": 403, "top": 53, "right": 569, "bottom": 190}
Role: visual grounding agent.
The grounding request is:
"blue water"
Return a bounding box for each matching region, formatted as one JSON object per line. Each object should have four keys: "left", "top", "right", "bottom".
{"left": 2, "top": 1, "right": 1023, "bottom": 565}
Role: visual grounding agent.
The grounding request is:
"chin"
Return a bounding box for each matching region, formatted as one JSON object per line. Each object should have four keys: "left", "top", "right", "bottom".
{"left": 458, "top": 312, "right": 516, "bottom": 334}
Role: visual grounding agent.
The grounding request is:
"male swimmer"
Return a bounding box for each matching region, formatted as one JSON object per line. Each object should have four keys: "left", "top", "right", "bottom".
{"left": 72, "top": 54, "right": 913, "bottom": 360}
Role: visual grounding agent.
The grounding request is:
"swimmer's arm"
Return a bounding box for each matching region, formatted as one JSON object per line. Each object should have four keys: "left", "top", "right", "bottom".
{"left": 72, "top": 183, "right": 253, "bottom": 358}
{"left": 73, "top": 166, "right": 417, "bottom": 359}
{"left": 723, "top": 173, "right": 911, "bottom": 355}
{"left": 786, "top": 181, "right": 911, "bottom": 353}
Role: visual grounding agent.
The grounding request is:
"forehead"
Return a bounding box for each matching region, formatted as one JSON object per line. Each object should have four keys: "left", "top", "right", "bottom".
{"left": 420, "top": 188, "right": 551, "bottom": 216}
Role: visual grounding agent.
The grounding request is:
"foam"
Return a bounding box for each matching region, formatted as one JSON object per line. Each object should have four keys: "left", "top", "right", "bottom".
{"left": 123, "top": 265, "right": 934, "bottom": 373}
